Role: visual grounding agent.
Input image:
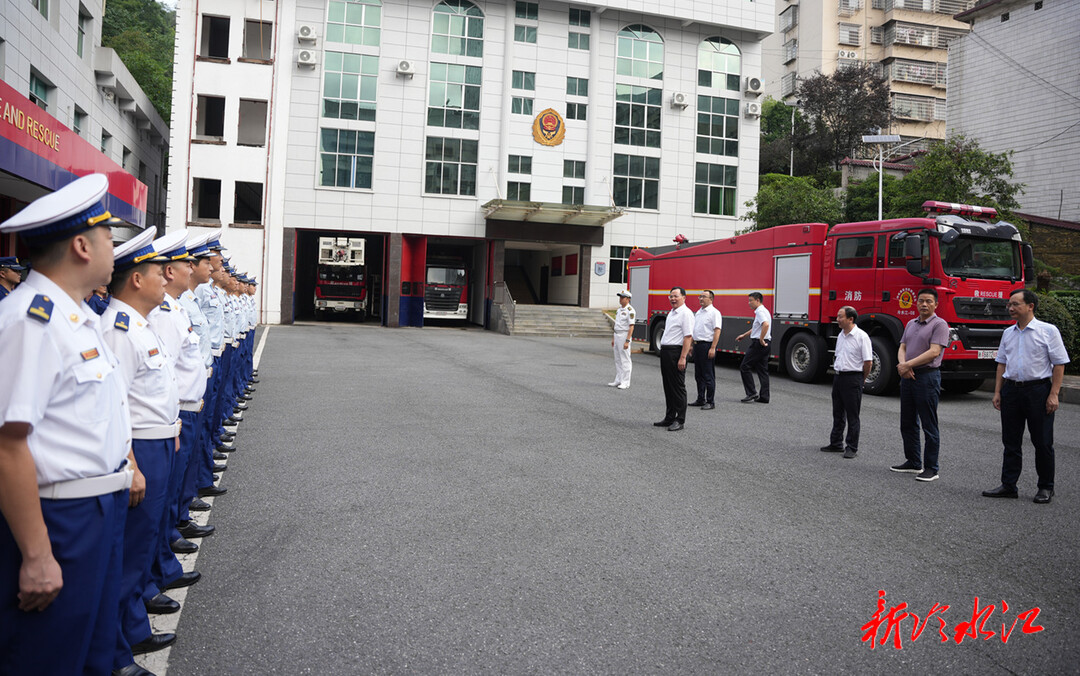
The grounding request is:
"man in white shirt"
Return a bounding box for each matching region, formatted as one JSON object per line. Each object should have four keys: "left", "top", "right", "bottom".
{"left": 689, "top": 291, "right": 723, "bottom": 410}
{"left": 821, "top": 306, "right": 873, "bottom": 459}
{"left": 653, "top": 287, "right": 694, "bottom": 431}
{"left": 608, "top": 290, "right": 635, "bottom": 389}
{"left": 737, "top": 292, "right": 772, "bottom": 403}
{"left": 983, "top": 289, "right": 1070, "bottom": 504}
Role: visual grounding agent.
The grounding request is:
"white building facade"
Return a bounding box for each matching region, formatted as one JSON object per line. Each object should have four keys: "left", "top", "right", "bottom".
{"left": 168, "top": 0, "right": 773, "bottom": 327}
{"left": 0, "top": 0, "right": 169, "bottom": 244}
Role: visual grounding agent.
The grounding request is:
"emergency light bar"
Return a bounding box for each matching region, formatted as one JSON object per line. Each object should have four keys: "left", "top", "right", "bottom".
{"left": 922, "top": 201, "right": 998, "bottom": 220}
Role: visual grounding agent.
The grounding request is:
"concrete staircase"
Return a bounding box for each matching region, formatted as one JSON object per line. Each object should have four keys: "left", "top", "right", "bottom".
{"left": 511, "top": 304, "right": 612, "bottom": 337}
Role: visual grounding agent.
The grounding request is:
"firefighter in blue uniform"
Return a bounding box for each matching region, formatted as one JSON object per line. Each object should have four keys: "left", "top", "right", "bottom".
{"left": 0, "top": 257, "right": 27, "bottom": 301}
{"left": 0, "top": 174, "right": 134, "bottom": 675}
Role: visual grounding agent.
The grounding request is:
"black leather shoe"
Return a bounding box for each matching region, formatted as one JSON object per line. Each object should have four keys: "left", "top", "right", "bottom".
{"left": 145, "top": 592, "right": 180, "bottom": 614}
{"left": 213, "top": 451, "right": 227, "bottom": 461}
{"left": 653, "top": 420, "right": 674, "bottom": 427}
{"left": 820, "top": 445, "right": 843, "bottom": 452}
{"left": 178, "top": 522, "right": 215, "bottom": 539}
{"left": 219, "top": 432, "right": 235, "bottom": 441}
{"left": 164, "top": 570, "right": 202, "bottom": 590}
{"left": 130, "top": 632, "right": 176, "bottom": 655}
{"left": 667, "top": 421, "right": 684, "bottom": 431}
{"left": 240, "top": 393, "right": 253, "bottom": 400}
{"left": 234, "top": 404, "right": 248, "bottom": 412}
{"left": 757, "top": 399, "right": 770, "bottom": 404}
{"left": 198, "top": 485, "right": 227, "bottom": 497}
{"left": 740, "top": 395, "right": 758, "bottom": 403}
{"left": 212, "top": 463, "right": 227, "bottom": 472}
{"left": 1034, "top": 488, "right": 1054, "bottom": 504}
{"left": 688, "top": 400, "right": 705, "bottom": 407}
{"left": 112, "top": 662, "right": 154, "bottom": 676}
{"left": 189, "top": 497, "right": 211, "bottom": 511}
{"left": 702, "top": 402, "right": 715, "bottom": 410}
{"left": 170, "top": 537, "right": 198, "bottom": 554}
{"left": 982, "top": 484, "right": 1018, "bottom": 499}
{"left": 225, "top": 415, "right": 241, "bottom": 424}
{"left": 216, "top": 444, "right": 236, "bottom": 453}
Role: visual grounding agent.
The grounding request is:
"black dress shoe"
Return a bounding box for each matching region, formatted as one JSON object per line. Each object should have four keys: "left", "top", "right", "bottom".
{"left": 212, "top": 463, "right": 227, "bottom": 472}
{"left": 130, "top": 632, "right": 176, "bottom": 655}
{"left": 653, "top": 420, "right": 674, "bottom": 427}
{"left": 213, "top": 451, "right": 228, "bottom": 461}
{"left": 163, "top": 570, "right": 202, "bottom": 590}
{"left": 740, "top": 394, "right": 758, "bottom": 403}
{"left": 688, "top": 400, "right": 705, "bottom": 407}
{"left": 240, "top": 393, "right": 253, "bottom": 400}
{"left": 178, "top": 522, "right": 215, "bottom": 539}
{"left": 225, "top": 415, "right": 241, "bottom": 424}
{"left": 189, "top": 497, "right": 212, "bottom": 511}
{"left": 981, "top": 484, "right": 1018, "bottom": 499}
{"left": 756, "top": 399, "right": 770, "bottom": 404}
{"left": 1034, "top": 488, "right": 1054, "bottom": 504}
{"left": 112, "top": 662, "right": 154, "bottom": 676}
{"left": 216, "top": 443, "right": 236, "bottom": 453}
{"left": 219, "top": 432, "right": 235, "bottom": 441}
{"left": 820, "top": 445, "right": 843, "bottom": 452}
{"left": 145, "top": 592, "right": 180, "bottom": 614}
{"left": 702, "top": 402, "right": 715, "bottom": 410}
{"left": 198, "top": 485, "right": 227, "bottom": 497}
{"left": 170, "top": 537, "right": 198, "bottom": 554}
{"left": 667, "top": 421, "right": 684, "bottom": 431}
{"left": 234, "top": 404, "right": 248, "bottom": 412}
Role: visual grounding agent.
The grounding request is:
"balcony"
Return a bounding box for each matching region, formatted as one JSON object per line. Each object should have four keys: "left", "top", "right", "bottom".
{"left": 784, "top": 39, "right": 798, "bottom": 64}
{"left": 883, "top": 21, "right": 966, "bottom": 49}
{"left": 892, "top": 93, "right": 946, "bottom": 121}
{"left": 838, "top": 0, "right": 862, "bottom": 17}
{"left": 883, "top": 0, "right": 977, "bottom": 15}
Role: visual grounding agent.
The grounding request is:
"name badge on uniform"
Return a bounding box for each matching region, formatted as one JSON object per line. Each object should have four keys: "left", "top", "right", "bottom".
{"left": 148, "top": 347, "right": 160, "bottom": 357}
{"left": 81, "top": 348, "right": 100, "bottom": 361}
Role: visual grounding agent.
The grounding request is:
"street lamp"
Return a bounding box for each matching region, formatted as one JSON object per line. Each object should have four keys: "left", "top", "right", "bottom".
{"left": 861, "top": 133, "right": 901, "bottom": 220}
{"left": 789, "top": 100, "right": 801, "bottom": 177}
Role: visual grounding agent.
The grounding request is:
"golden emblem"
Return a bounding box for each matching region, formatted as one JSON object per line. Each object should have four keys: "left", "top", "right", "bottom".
{"left": 532, "top": 108, "right": 566, "bottom": 146}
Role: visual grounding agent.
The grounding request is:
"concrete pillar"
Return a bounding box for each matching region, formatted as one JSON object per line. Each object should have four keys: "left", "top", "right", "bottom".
{"left": 386, "top": 233, "right": 402, "bottom": 327}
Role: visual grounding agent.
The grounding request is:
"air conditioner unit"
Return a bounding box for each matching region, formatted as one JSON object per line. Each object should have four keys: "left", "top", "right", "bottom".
{"left": 298, "top": 24, "right": 318, "bottom": 43}
{"left": 297, "top": 49, "right": 318, "bottom": 67}
{"left": 838, "top": 49, "right": 859, "bottom": 60}
{"left": 744, "top": 77, "right": 764, "bottom": 96}
{"left": 744, "top": 101, "right": 762, "bottom": 118}
{"left": 670, "top": 91, "right": 690, "bottom": 108}
{"left": 396, "top": 60, "right": 416, "bottom": 77}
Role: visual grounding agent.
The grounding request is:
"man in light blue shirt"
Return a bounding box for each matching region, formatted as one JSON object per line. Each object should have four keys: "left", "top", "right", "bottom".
{"left": 983, "top": 288, "right": 1070, "bottom": 504}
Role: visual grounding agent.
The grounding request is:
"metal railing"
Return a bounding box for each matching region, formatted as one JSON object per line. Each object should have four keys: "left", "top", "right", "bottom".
{"left": 492, "top": 281, "right": 516, "bottom": 335}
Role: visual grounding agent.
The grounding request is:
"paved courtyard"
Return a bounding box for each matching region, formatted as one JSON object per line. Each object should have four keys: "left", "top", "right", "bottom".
{"left": 162, "top": 323, "right": 1078, "bottom": 674}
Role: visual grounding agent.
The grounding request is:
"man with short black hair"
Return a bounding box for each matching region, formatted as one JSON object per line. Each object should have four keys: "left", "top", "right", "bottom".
{"left": 891, "top": 288, "right": 950, "bottom": 482}
{"left": 821, "top": 306, "right": 873, "bottom": 459}
{"left": 690, "top": 290, "right": 722, "bottom": 410}
{"left": 654, "top": 287, "right": 694, "bottom": 431}
{"left": 982, "top": 289, "right": 1069, "bottom": 504}
{"left": 737, "top": 292, "right": 772, "bottom": 403}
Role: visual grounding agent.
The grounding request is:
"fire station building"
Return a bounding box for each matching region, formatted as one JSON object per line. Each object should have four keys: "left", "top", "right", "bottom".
{"left": 167, "top": 0, "right": 773, "bottom": 327}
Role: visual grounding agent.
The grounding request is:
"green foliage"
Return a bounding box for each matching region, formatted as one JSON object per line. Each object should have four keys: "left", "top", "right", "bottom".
{"left": 796, "top": 64, "right": 892, "bottom": 170}
{"left": 102, "top": 0, "right": 176, "bottom": 123}
{"left": 758, "top": 97, "right": 831, "bottom": 177}
{"left": 1035, "top": 293, "right": 1078, "bottom": 372}
{"left": 742, "top": 174, "right": 844, "bottom": 230}
{"left": 845, "top": 173, "right": 901, "bottom": 222}
{"left": 891, "top": 135, "right": 1024, "bottom": 219}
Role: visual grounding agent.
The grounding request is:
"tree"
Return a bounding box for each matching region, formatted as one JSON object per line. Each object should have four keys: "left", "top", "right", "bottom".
{"left": 742, "top": 174, "right": 844, "bottom": 231}
{"left": 890, "top": 135, "right": 1024, "bottom": 219}
{"left": 844, "top": 173, "right": 901, "bottom": 223}
{"left": 758, "top": 97, "right": 831, "bottom": 177}
{"left": 797, "top": 64, "right": 892, "bottom": 170}
{"left": 102, "top": 0, "right": 176, "bottom": 123}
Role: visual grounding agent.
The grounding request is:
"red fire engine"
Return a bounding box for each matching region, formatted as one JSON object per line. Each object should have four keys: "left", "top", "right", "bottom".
{"left": 627, "top": 202, "right": 1034, "bottom": 395}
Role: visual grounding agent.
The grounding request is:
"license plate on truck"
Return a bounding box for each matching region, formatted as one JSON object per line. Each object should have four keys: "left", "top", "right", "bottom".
{"left": 978, "top": 350, "right": 998, "bottom": 359}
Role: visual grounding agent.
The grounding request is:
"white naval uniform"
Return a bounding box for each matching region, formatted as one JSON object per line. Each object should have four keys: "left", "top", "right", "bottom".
{"left": 101, "top": 299, "right": 180, "bottom": 435}
{"left": 150, "top": 294, "right": 207, "bottom": 407}
{"left": 612, "top": 303, "right": 635, "bottom": 387}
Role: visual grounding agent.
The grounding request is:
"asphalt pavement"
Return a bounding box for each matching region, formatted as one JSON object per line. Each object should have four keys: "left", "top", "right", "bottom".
{"left": 163, "top": 323, "right": 1079, "bottom": 675}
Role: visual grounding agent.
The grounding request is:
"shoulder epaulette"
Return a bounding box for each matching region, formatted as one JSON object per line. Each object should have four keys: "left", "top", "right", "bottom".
{"left": 27, "top": 294, "right": 53, "bottom": 323}
{"left": 114, "top": 312, "right": 130, "bottom": 331}
{"left": 159, "top": 300, "right": 171, "bottom": 311}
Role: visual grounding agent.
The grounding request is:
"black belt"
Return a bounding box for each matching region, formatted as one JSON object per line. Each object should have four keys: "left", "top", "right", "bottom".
{"left": 836, "top": 370, "right": 863, "bottom": 375}
{"left": 913, "top": 366, "right": 938, "bottom": 374}
{"left": 1004, "top": 377, "right": 1050, "bottom": 388}
{"left": 694, "top": 340, "right": 712, "bottom": 345}
{"left": 660, "top": 345, "right": 683, "bottom": 350}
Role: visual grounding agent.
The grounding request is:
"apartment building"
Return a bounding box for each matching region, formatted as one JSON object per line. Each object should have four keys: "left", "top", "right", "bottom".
{"left": 166, "top": 0, "right": 774, "bottom": 327}
{"left": 762, "top": 0, "right": 978, "bottom": 149}
{"left": 0, "top": 0, "right": 169, "bottom": 256}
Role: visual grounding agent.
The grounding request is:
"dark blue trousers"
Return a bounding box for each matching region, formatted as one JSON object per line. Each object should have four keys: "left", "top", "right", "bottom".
{"left": 1000, "top": 379, "right": 1055, "bottom": 490}
{"left": 900, "top": 368, "right": 941, "bottom": 472}
{"left": 179, "top": 395, "right": 209, "bottom": 522}
{"left": 692, "top": 341, "right": 716, "bottom": 404}
{"left": 1, "top": 490, "right": 127, "bottom": 676}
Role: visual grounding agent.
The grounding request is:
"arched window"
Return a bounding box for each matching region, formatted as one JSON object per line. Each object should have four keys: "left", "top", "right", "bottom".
{"left": 432, "top": 0, "right": 484, "bottom": 57}
{"left": 698, "top": 37, "right": 740, "bottom": 91}
{"left": 616, "top": 25, "right": 663, "bottom": 80}
{"left": 326, "top": 0, "right": 382, "bottom": 46}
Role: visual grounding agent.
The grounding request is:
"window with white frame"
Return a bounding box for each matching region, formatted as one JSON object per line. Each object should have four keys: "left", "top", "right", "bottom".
{"left": 609, "top": 245, "right": 632, "bottom": 284}
{"left": 566, "top": 102, "right": 587, "bottom": 120}
{"left": 566, "top": 77, "right": 588, "bottom": 96}
{"left": 425, "top": 137, "right": 478, "bottom": 195}
{"left": 428, "top": 62, "right": 481, "bottom": 130}
{"left": 432, "top": 0, "right": 484, "bottom": 57}
{"left": 511, "top": 97, "right": 534, "bottom": 115}
{"left": 515, "top": 2, "right": 537, "bottom": 19}
{"left": 77, "top": 9, "right": 90, "bottom": 57}
{"left": 694, "top": 162, "right": 737, "bottom": 217}
{"left": 613, "top": 154, "right": 659, "bottom": 210}
{"left": 320, "top": 129, "right": 375, "bottom": 188}
{"left": 507, "top": 181, "right": 531, "bottom": 200}
{"left": 323, "top": 52, "right": 378, "bottom": 121}
{"left": 568, "top": 32, "right": 590, "bottom": 50}
{"left": 514, "top": 25, "right": 537, "bottom": 43}
{"left": 614, "top": 84, "right": 661, "bottom": 148}
{"left": 508, "top": 155, "right": 532, "bottom": 174}
{"left": 616, "top": 25, "right": 664, "bottom": 80}
{"left": 327, "top": 0, "right": 382, "bottom": 46}
{"left": 73, "top": 108, "right": 86, "bottom": 136}
{"left": 569, "top": 8, "right": 590, "bottom": 27}
{"left": 696, "top": 95, "right": 739, "bottom": 157}
{"left": 698, "top": 37, "right": 741, "bottom": 91}
{"left": 562, "top": 186, "right": 584, "bottom": 204}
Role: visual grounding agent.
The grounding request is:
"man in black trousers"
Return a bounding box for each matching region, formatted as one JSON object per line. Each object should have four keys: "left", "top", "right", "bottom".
{"left": 821, "top": 306, "right": 873, "bottom": 459}
{"left": 737, "top": 292, "right": 772, "bottom": 403}
{"left": 654, "top": 288, "right": 694, "bottom": 431}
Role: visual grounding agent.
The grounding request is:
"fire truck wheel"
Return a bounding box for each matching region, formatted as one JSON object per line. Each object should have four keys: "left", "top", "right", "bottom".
{"left": 649, "top": 319, "right": 666, "bottom": 354}
{"left": 942, "top": 378, "right": 984, "bottom": 395}
{"left": 864, "top": 335, "right": 899, "bottom": 396}
{"left": 784, "top": 333, "right": 826, "bottom": 383}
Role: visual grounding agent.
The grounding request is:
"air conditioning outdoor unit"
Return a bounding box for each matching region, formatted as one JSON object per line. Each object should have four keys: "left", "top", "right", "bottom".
{"left": 744, "top": 101, "right": 762, "bottom": 118}
{"left": 396, "top": 60, "right": 416, "bottom": 77}
{"left": 297, "top": 49, "right": 318, "bottom": 67}
{"left": 838, "top": 49, "right": 859, "bottom": 59}
{"left": 298, "top": 24, "right": 318, "bottom": 43}
{"left": 670, "top": 91, "right": 690, "bottom": 108}
{"left": 744, "top": 77, "right": 764, "bottom": 96}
